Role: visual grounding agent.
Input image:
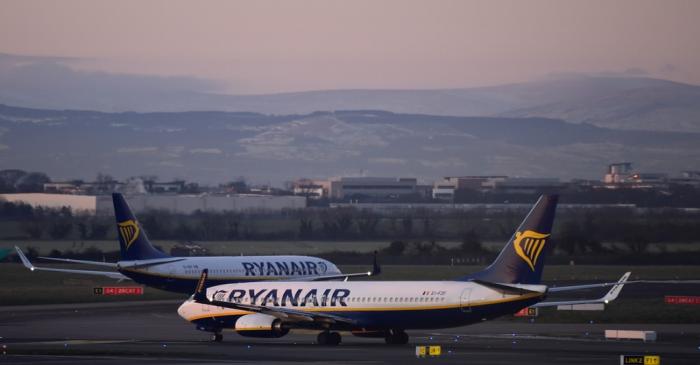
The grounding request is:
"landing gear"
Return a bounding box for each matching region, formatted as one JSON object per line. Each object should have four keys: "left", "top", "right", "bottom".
{"left": 384, "top": 329, "right": 409, "bottom": 345}
{"left": 317, "top": 331, "right": 342, "bottom": 346}
{"left": 210, "top": 332, "right": 223, "bottom": 342}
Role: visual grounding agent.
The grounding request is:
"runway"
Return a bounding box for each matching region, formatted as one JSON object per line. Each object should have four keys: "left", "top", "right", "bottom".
{"left": 2, "top": 301, "right": 699, "bottom": 364}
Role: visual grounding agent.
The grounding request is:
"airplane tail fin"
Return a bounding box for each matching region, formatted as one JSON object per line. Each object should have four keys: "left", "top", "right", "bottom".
{"left": 113, "top": 193, "right": 169, "bottom": 261}
{"left": 459, "top": 194, "right": 558, "bottom": 284}
{"left": 193, "top": 269, "right": 210, "bottom": 303}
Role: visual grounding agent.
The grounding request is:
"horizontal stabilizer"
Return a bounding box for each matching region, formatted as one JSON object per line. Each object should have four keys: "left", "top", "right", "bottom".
{"left": 533, "top": 272, "right": 631, "bottom": 308}
{"left": 472, "top": 280, "right": 544, "bottom": 295}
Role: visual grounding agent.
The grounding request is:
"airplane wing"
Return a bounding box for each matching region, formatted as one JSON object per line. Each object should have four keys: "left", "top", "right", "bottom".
{"left": 548, "top": 274, "right": 700, "bottom": 293}
{"left": 193, "top": 269, "right": 355, "bottom": 325}
{"left": 38, "top": 256, "right": 118, "bottom": 267}
{"left": 15, "top": 246, "right": 129, "bottom": 280}
{"left": 532, "top": 272, "right": 630, "bottom": 308}
{"left": 281, "top": 252, "right": 381, "bottom": 282}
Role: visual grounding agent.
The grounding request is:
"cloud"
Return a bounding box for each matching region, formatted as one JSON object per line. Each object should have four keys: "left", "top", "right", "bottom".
{"left": 369, "top": 157, "right": 407, "bottom": 165}
{"left": 189, "top": 148, "right": 223, "bottom": 154}
{"left": 117, "top": 146, "right": 158, "bottom": 153}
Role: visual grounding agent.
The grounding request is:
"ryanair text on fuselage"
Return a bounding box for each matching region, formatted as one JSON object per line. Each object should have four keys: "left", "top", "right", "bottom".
{"left": 213, "top": 287, "right": 351, "bottom": 307}
{"left": 241, "top": 261, "right": 328, "bottom": 276}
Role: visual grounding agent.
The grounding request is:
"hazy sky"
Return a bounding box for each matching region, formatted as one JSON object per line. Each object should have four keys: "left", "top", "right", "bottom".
{"left": 1, "top": 0, "right": 699, "bottom": 94}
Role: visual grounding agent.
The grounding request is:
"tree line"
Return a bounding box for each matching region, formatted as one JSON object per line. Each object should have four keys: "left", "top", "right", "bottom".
{"left": 2, "top": 200, "right": 700, "bottom": 257}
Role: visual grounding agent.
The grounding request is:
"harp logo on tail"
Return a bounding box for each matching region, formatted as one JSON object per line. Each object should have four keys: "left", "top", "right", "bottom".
{"left": 118, "top": 220, "right": 140, "bottom": 250}
{"left": 513, "top": 230, "right": 550, "bottom": 271}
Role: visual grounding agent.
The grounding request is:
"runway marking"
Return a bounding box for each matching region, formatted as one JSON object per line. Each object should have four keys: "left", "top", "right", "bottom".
{"left": 420, "top": 333, "right": 607, "bottom": 343}
{"left": 10, "top": 339, "right": 137, "bottom": 345}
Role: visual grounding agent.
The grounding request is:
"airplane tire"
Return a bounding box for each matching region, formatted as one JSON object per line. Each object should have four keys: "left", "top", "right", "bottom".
{"left": 317, "top": 331, "right": 341, "bottom": 346}
{"left": 396, "top": 331, "right": 409, "bottom": 344}
{"left": 317, "top": 331, "right": 328, "bottom": 345}
{"left": 211, "top": 333, "right": 223, "bottom": 342}
{"left": 385, "top": 330, "right": 408, "bottom": 345}
{"left": 329, "top": 332, "right": 342, "bottom": 345}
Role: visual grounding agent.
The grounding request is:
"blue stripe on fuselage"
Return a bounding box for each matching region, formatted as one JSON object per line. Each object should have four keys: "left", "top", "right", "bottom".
{"left": 190, "top": 295, "right": 541, "bottom": 332}
{"left": 119, "top": 269, "right": 272, "bottom": 293}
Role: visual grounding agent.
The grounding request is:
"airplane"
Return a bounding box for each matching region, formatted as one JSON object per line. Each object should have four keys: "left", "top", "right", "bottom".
{"left": 15, "top": 193, "right": 378, "bottom": 294}
{"left": 177, "top": 194, "right": 699, "bottom": 345}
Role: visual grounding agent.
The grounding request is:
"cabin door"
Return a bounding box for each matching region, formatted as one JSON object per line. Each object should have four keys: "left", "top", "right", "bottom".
{"left": 459, "top": 288, "right": 472, "bottom": 313}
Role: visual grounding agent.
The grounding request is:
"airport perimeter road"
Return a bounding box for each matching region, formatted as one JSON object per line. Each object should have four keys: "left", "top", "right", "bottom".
{"left": 1, "top": 301, "right": 699, "bottom": 365}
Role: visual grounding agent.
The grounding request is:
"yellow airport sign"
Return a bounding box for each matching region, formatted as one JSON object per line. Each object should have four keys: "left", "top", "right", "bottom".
{"left": 429, "top": 346, "right": 442, "bottom": 356}
{"left": 620, "top": 355, "right": 660, "bottom": 365}
{"left": 415, "top": 345, "right": 442, "bottom": 357}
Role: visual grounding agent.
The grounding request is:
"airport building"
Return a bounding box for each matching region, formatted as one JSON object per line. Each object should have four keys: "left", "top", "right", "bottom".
{"left": 603, "top": 162, "right": 634, "bottom": 184}
{"left": 602, "top": 162, "right": 670, "bottom": 189}
{"left": 291, "top": 179, "right": 332, "bottom": 199}
{"left": 432, "top": 176, "right": 561, "bottom": 199}
{"left": 491, "top": 177, "right": 564, "bottom": 194}
{"left": 331, "top": 177, "right": 419, "bottom": 199}
{"left": 432, "top": 176, "right": 509, "bottom": 200}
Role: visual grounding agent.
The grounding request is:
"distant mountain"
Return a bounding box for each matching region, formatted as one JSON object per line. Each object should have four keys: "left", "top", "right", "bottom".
{"left": 2, "top": 52, "right": 698, "bottom": 132}
{"left": 1, "top": 105, "right": 698, "bottom": 184}
{"left": 496, "top": 76, "right": 700, "bottom": 132}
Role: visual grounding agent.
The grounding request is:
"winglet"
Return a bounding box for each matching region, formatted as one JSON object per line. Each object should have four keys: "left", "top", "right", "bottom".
{"left": 602, "top": 271, "right": 631, "bottom": 304}
{"left": 15, "top": 246, "right": 35, "bottom": 271}
{"left": 193, "top": 269, "right": 210, "bottom": 303}
{"left": 371, "top": 251, "right": 381, "bottom": 276}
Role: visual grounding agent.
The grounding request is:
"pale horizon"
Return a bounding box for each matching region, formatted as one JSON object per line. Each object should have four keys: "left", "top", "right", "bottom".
{"left": 2, "top": 0, "right": 699, "bottom": 94}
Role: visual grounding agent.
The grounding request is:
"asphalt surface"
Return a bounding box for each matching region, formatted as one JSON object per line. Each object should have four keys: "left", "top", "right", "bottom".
{"left": 1, "top": 301, "right": 700, "bottom": 365}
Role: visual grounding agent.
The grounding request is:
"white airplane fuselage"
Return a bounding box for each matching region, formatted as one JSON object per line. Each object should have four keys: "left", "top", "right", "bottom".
{"left": 178, "top": 281, "right": 547, "bottom": 331}
{"left": 118, "top": 256, "right": 341, "bottom": 293}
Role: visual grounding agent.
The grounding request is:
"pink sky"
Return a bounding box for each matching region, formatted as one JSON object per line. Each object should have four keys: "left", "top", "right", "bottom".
{"left": 1, "top": 0, "right": 699, "bottom": 93}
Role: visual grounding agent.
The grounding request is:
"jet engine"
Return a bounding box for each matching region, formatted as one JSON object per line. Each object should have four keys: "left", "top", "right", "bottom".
{"left": 235, "top": 313, "right": 289, "bottom": 338}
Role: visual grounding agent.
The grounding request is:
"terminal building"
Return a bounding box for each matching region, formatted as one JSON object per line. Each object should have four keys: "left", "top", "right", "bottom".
{"left": 291, "top": 179, "right": 333, "bottom": 199}
{"left": 432, "top": 176, "right": 562, "bottom": 199}
{"left": 331, "top": 177, "right": 419, "bottom": 200}
{"left": 602, "top": 162, "right": 669, "bottom": 189}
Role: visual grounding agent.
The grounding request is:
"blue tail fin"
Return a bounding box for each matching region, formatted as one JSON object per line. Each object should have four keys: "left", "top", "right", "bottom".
{"left": 113, "top": 193, "right": 169, "bottom": 261}
{"left": 460, "top": 194, "right": 558, "bottom": 284}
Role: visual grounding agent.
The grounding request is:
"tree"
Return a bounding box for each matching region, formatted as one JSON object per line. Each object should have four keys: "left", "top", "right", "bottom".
{"left": 298, "top": 216, "right": 314, "bottom": 239}
{"left": 384, "top": 241, "right": 406, "bottom": 256}
{"left": 49, "top": 222, "right": 73, "bottom": 239}
{"left": 356, "top": 210, "right": 380, "bottom": 239}
{"left": 621, "top": 232, "right": 651, "bottom": 253}
{"left": 16, "top": 172, "right": 50, "bottom": 192}
{"left": 77, "top": 222, "right": 88, "bottom": 239}
{"left": 401, "top": 216, "right": 413, "bottom": 237}
{"left": 22, "top": 221, "right": 43, "bottom": 239}
{"left": 319, "top": 208, "right": 355, "bottom": 239}
{"left": 459, "top": 229, "right": 484, "bottom": 253}
{"left": 557, "top": 221, "right": 581, "bottom": 255}
{"left": 88, "top": 221, "right": 110, "bottom": 239}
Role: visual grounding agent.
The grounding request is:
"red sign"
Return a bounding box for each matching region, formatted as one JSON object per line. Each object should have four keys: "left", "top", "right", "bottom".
{"left": 514, "top": 307, "right": 538, "bottom": 317}
{"left": 665, "top": 296, "right": 700, "bottom": 305}
{"left": 94, "top": 287, "right": 144, "bottom": 296}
